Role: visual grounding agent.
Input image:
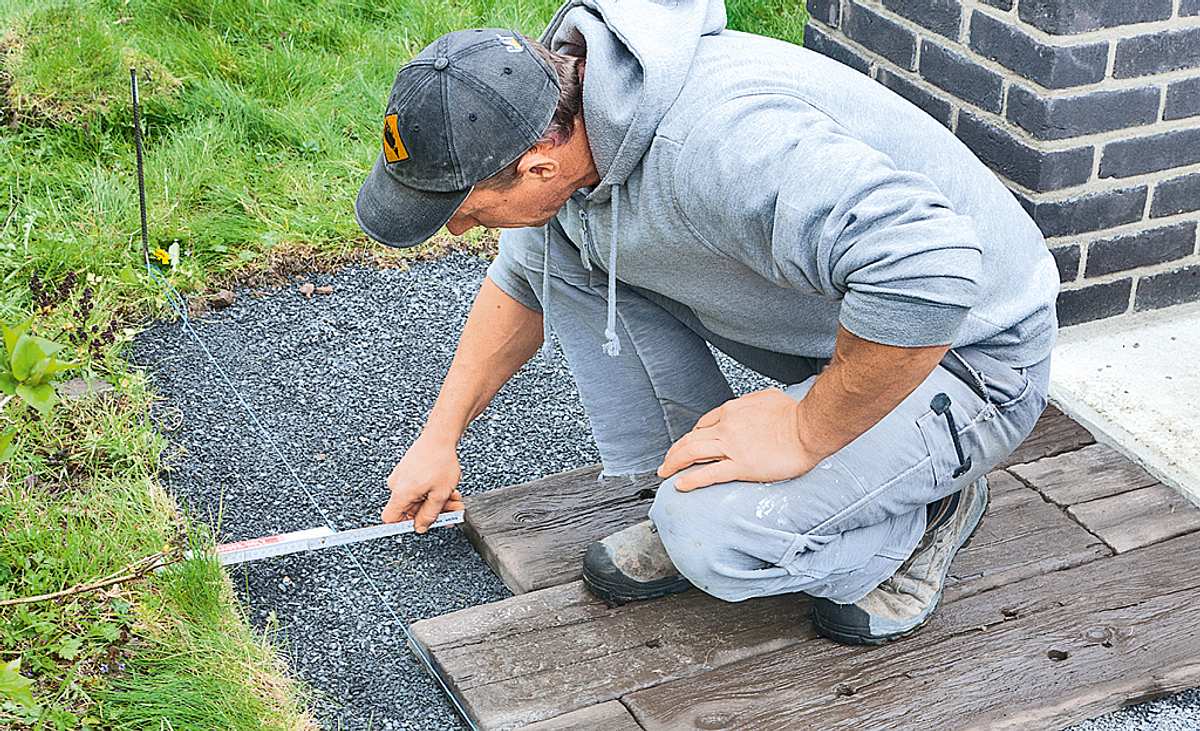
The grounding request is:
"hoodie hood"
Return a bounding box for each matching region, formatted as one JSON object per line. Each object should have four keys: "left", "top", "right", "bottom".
{"left": 534, "top": 0, "right": 727, "bottom": 360}
{"left": 542, "top": 0, "right": 727, "bottom": 197}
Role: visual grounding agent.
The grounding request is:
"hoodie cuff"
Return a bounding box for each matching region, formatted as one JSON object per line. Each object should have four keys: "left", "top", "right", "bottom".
{"left": 839, "top": 292, "right": 969, "bottom": 348}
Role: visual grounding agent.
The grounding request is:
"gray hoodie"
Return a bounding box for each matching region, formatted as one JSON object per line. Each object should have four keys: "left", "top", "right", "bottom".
{"left": 490, "top": 0, "right": 1060, "bottom": 369}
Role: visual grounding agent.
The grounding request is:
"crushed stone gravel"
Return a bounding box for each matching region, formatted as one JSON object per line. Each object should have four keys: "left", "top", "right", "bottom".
{"left": 132, "top": 252, "right": 1200, "bottom": 730}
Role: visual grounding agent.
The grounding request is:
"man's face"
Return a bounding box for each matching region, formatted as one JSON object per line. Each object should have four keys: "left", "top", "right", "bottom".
{"left": 444, "top": 148, "right": 576, "bottom": 235}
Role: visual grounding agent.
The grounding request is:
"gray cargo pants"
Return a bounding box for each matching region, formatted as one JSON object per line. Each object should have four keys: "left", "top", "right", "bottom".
{"left": 487, "top": 223, "right": 1051, "bottom": 604}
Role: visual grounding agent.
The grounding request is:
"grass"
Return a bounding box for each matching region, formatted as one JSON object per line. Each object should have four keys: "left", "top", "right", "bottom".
{"left": 0, "top": 0, "right": 807, "bottom": 727}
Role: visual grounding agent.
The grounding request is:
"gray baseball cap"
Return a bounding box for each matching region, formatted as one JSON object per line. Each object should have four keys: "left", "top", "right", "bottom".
{"left": 355, "top": 29, "right": 561, "bottom": 248}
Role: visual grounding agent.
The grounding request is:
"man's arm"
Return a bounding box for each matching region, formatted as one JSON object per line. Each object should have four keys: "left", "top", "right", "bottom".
{"left": 793, "top": 325, "right": 948, "bottom": 468}
{"left": 657, "top": 325, "right": 948, "bottom": 491}
{"left": 422, "top": 276, "right": 546, "bottom": 442}
{"left": 382, "top": 276, "right": 544, "bottom": 530}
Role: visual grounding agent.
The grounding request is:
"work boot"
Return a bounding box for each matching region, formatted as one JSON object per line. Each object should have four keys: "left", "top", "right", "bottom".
{"left": 583, "top": 520, "right": 691, "bottom": 606}
{"left": 809, "top": 476, "right": 989, "bottom": 645}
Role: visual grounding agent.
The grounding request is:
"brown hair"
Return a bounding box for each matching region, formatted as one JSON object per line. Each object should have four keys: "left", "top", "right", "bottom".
{"left": 476, "top": 37, "right": 584, "bottom": 190}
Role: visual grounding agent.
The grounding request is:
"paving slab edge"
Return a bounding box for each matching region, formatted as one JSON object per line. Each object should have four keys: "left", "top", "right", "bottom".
{"left": 1046, "top": 390, "right": 1200, "bottom": 509}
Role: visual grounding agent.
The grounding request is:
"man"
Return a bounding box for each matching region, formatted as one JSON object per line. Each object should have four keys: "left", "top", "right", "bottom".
{"left": 354, "top": 0, "right": 1058, "bottom": 645}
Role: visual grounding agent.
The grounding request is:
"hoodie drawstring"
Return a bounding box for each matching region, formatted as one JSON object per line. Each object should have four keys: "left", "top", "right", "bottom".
{"left": 602, "top": 184, "right": 622, "bottom": 357}
{"left": 539, "top": 225, "right": 554, "bottom": 361}
{"left": 539, "top": 185, "right": 624, "bottom": 362}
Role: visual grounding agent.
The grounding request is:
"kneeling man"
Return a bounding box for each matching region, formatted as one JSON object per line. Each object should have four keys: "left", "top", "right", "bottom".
{"left": 355, "top": 0, "right": 1059, "bottom": 644}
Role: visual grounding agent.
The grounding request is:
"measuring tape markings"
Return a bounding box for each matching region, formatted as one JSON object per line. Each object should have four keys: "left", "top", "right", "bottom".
{"left": 214, "top": 511, "right": 466, "bottom": 566}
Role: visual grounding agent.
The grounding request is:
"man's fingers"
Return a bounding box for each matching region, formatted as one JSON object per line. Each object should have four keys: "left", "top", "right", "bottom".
{"left": 693, "top": 405, "right": 723, "bottom": 430}
{"left": 383, "top": 487, "right": 461, "bottom": 526}
{"left": 674, "top": 459, "right": 742, "bottom": 492}
{"left": 414, "top": 490, "right": 450, "bottom": 533}
{"left": 381, "top": 496, "right": 407, "bottom": 523}
{"left": 382, "top": 489, "right": 423, "bottom": 522}
{"left": 659, "top": 432, "right": 698, "bottom": 476}
{"left": 659, "top": 437, "right": 725, "bottom": 478}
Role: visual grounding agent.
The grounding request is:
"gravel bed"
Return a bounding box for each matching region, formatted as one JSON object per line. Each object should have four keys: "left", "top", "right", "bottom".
{"left": 132, "top": 252, "right": 1200, "bottom": 730}
{"left": 132, "top": 252, "right": 769, "bottom": 729}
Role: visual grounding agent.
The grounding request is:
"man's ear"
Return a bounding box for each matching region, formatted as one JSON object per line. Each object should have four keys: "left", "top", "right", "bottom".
{"left": 517, "top": 144, "right": 560, "bottom": 181}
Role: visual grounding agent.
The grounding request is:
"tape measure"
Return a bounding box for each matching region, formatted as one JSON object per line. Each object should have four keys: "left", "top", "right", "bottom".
{"left": 209, "top": 511, "right": 465, "bottom": 566}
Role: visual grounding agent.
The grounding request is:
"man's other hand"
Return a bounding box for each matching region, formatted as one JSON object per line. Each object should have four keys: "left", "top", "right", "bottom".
{"left": 657, "top": 388, "right": 819, "bottom": 492}
{"left": 382, "top": 436, "right": 466, "bottom": 533}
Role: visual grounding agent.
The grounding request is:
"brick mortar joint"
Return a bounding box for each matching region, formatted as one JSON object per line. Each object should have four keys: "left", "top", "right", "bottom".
{"left": 1059, "top": 253, "right": 1200, "bottom": 291}
{"left": 962, "top": 2, "right": 1200, "bottom": 48}
{"left": 825, "top": 9, "right": 1200, "bottom": 100}
{"left": 811, "top": 27, "right": 1200, "bottom": 197}
{"left": 1012, "top": 159, "right": 1200, "bottom": 203}
{"left": 1047, "top": 210, "right": 1200, "bottom": 249}
{"left": 860, "top": 52, "right": 1199, "bottom": 155}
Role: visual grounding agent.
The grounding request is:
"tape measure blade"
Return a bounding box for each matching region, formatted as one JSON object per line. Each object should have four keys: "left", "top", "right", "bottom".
{"left": 317, "top": 511, "right": 466, "bottom": 550}
{"left": 215, "top": 511, "right": 465, "bottom": 566}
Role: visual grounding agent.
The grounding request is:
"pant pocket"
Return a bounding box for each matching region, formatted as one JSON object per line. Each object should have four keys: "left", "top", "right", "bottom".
{"left": 940, "top": 347, "right": 1034, "bottom": 411}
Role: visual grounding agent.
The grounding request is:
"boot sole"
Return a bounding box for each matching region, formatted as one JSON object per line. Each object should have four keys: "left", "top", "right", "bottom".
{"left": 582, "top": 565, "right": 692, "bottom": 607}
{"left": 810, "top": 480, "right": 990, "bottom": 646}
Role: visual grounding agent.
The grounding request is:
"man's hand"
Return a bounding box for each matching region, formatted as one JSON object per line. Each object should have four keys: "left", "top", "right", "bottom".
{"left": 657, "top": 388, "right": 821, "bottom": 492}
{"left": 382, "top": 435, "right": 466, "bottom": 533}
{"left": 658, "top": 325, "right": 949, "bottom": 493}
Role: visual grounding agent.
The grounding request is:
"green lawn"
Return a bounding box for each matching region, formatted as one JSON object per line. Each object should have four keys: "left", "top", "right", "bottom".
{"left": 0, "top": 0, "right": 807, "bottom": 727}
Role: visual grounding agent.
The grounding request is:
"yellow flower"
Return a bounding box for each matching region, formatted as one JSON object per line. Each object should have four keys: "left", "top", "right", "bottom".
{"left": 151, "top": 248, "right": 171, "bottom": 266}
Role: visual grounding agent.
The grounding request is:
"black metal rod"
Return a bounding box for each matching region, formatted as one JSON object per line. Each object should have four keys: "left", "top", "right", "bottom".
{"left": 130, "top": 68, "right": 150, "bottom": 267}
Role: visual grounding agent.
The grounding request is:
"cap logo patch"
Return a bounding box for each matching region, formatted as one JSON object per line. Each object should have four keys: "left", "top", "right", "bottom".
{"left": 496, "top": 35, "right": 523, "bottom": 53}
{"left": 382, "top": 113, "right": 409, "bottom": 163}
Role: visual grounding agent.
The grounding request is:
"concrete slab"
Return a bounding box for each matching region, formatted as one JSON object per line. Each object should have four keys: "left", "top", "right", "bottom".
{"left": 1050, "top": 301, "right": 1200, "bottom": 505}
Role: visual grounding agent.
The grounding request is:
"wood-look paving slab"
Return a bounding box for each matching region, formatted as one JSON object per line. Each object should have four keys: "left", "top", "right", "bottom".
{"left": 461, "top": 466, "right": 661, "bottom": 594}
{"left": 463, "top": 404, "right": 1095, "bottom": 596}
{"left": 944, "top": 471, "right": 1109, "bottom": 602}
{"left": 1010, "top": 442, "right": 1159, "bottom": 505}
{"left": 622, "top": 531, "right": 1200, "bottom": 730}
{"left": 520, "top": 701, "right": 641, "bottom": 730}
{"left": 998, "top": 404, "right": 1095, "bottom": 468}
{"left": 412, "top": 582, "right": 809, "bottom": 729}
{"left": 411, "top": 473, "right": 1106, "bottom": 729}
{"left": 1069, "top": 482, "right": 1200, "bottom": 553}
{"left": 423, "top": 408, "right": 1162, "bottom": 729}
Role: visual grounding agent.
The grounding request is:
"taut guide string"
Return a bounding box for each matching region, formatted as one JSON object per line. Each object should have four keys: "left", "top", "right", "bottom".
{"left": 129, "top": 69, "right": 479, "bottom": 730}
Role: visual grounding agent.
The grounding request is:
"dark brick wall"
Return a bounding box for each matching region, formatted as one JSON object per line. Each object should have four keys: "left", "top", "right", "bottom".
{"left": 844, "top": 2, "right": 917, "bottom": 68}
{"left": 969, "top": 12, "right": 1108, "bottom": 88}
{"left": 1017, "top": 186, "right": 1148, "bottom": 238}
{"left": 1018, "top": 0, "right": 1173, "bottom": 34}
{"left": 877, "top": 67, "right": 954, "bottom": 126}
{"left": 1006, "top": 85, "right": 1160, "bottom": 140}
{"left": 1099, "top": 128, "right": 1200, "bottom": 179}
{"left": 803, "top": 0, "right": 1200, "bottom": 327}
{"left": 1114, "top": 27, "right": 1200, "bottom": 78}
{"left": 1151, "top": 173, "right": 1200, "bottom": 218}
{"left": 955, "top": 112, "right": 1093, "bottom": 191}
{"left": 1084, "top": 222, "right": 1196, "bottom": 277}
{"left": 1165, "top": 77, "right": 1200, "bottom": 120}
{"left": 921, "top": 40, "right": 1003, "bottom": 112}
